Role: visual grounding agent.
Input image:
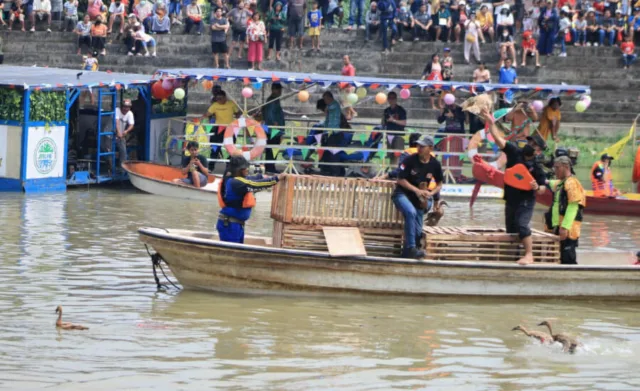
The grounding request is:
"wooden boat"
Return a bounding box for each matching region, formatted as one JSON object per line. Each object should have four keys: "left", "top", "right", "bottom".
{"left": 471, "top": 158, "right": 640, "bottom": 217}
{"left": 138, "top": 227, "right": 640, "bottom": 299}
{"left": 122, "top": 161, "right": 222, "bottom": 202}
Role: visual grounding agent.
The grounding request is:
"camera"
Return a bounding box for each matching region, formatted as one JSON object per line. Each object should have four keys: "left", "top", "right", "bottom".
{"left": 543, "top": 146, "right": 580, "bottom": 178}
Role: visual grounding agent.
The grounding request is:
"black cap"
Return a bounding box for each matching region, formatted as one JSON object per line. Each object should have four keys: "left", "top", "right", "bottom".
{"left": 601, "top": 153, "right": 614, "bottom": 161}
{"left": 526, "top": 131, "right": 547, "bottom": 151}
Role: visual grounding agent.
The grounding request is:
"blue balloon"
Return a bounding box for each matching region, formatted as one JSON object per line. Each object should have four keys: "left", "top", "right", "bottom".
{"left": 252, "top": 82, "right": 263, "bottom": 89}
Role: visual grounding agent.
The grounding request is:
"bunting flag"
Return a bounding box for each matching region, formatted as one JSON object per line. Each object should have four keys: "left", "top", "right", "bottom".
{"left": 302, "top": 148, "right": 311, "bottom": 160}
{"left": 217, "top": 125, "right": 226, "bottom": 134}
{"left": 272, "top": 148, "right": 280, "bottom": 158}
{"left": 314, "top": 133, "right": 323, "bottom": 144}
{"left": 362, "top": 151, "right": 370, "bottom": 161}
{"left": 387, "top": 135, "right": 394, "bottom": 145}
{"left": 358, "top": 132, "right": 368, "bottom": 144}
{"left": 376, "top": 150, "right": 386, "bottom": 159}
{"left": 297, "top": 135, "right": 305, "bottom": 144}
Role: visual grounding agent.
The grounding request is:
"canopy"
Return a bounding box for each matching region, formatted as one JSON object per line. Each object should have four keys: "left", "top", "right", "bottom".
{"left": 0, "top": 66, "right": 153, "bottom": 91}
{"left": 156, "top": 68, "right": 591, "bottom": 96}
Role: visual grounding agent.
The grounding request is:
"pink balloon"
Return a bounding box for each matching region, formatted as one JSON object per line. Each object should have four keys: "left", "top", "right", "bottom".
{"left": 162, "top": 79, "right": 174, "bottom": 90}
{"left": 242, "top": 87, "right": 253, "bottom": 99}
{"left": 531, "top": 100, "right": 544, "bottom": 112}
{"left": 173, "top": 79, "right": 182, "bottom": 88}
{"left": 399, "top": 88, "right": 411, "bottom": 99}
{"left": 443, "top": 93, "right": 455, "bottom": 106}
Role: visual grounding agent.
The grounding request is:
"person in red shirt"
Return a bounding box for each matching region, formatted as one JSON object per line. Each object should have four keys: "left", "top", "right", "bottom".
{"left": 341, "top": 54, "right": 356, "bottom": 76}
{"left": 341, "top": 54, "right": 358, "bottom": 119}
{"left": 621, "top": 34, "right": 637, "bottom": 70}
{"left": 521, "top": 30, "right": 541, "bottom": 67}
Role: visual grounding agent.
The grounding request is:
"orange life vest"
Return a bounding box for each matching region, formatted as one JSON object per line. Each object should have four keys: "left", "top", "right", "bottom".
{"left": 591, "top": 161, "right": 613, "bottom": 198}
{"left": 217, "top": 177, "right": 257, "bottom": 209}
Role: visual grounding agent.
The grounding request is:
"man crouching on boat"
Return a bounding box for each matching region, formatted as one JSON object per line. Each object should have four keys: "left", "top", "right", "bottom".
{"left": 217, "top": 155, "right": 281, "bottom": 243}
{"left": 392, "top": 136, "right": 444, "bottom": 259}
{"left": 480, "top": 108, "right": 547, "bottom": 265}
{"left": 173, "top": 141, "right": 209, "bottom": 188}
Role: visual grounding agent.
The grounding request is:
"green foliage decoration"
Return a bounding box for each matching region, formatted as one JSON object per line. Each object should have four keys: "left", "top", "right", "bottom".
{"left": 29, "top": 90, "right": 66, "bottom": 123}
{"left": 0, "top": 88, "right": 24, "bottom": 122}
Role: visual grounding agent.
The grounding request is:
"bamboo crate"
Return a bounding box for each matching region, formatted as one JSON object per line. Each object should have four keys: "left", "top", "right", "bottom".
{"left": 423, "top": 226, "right": 560, "bottom": 263}
{"left": 271, "top": 174, "right": 403, "bottom": 228}
{"left": 272, "top": 220, "right": 404, "bottom": 257}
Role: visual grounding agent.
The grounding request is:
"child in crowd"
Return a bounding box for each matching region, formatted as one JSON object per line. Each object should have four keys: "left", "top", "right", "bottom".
{"left": 621, "top": 34, "right": 637, "bottom": 69}
{"left": 441, "top": 47, "right": 454, "bottom": 80}
{"left": 498, "top": 27, "right": 516, "bottom": 63}
{"left": 574, "top": 11, "right": 587, "bottom": 45}
{"left": 558, "top": 10, "right": 572, "bottom": 56}
{"left": 308, "top": 1, "right": 322, "bottom": 51}
{"left": 326, "top": 0, "right": 344, "bottom": 28}
{"left": 82, "top": 50, "right": 99, "bottom": 71}
{"left": 133, "top": 22, "right": 157, "bottom": 56}
{"left": 521, "top": 30, "right": 541, "bottom": 66}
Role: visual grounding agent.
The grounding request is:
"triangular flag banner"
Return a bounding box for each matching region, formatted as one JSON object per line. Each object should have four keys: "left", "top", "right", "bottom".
{"left": 285, "top": 148, "right": 294, "bottom": 158}
{"left": 387, "top": 84, "right": 397, "bottom": 91}
{"left": 358, "top": 132, "right": 367, "bottom": 144}
{"left": 318, "top": 149, "right": 324, "bottom": 159}
{"left": 394, "top": 152, "right": 402, "bottom": 157}
{"left": 314, "top": 134, "right": 323, "bottom": 144}
{"left": 376, "top": 150, "right": 386, "bottom": 159}
{"left": 212, "top": 145, "right": 219, "bottom": 153}
{"left": 387, "top": 135, "right": 394, "bottom": 145}
{"left": 362, "top": 151, "right": 370, "bottom": 161}
{"left": 370, "top": 83, "right": 380, "bottom": 89}
{"left": 302, "top": 148, "right": 310, "bottom": 160}
{"left": 243, "top": 77, "right": 250, "bottom": 85}
{"left": 272, "top": 74, "right": 280, "bottom": 82}
{"left": 354, "top": 81, "right": 364, "bottom": 87}
{"left": 233, "top": 126, "right": 241, "bottom": 137}
{"left": 329, "top": 148, "right": 341, "bottom": 155}
{"left": 268, "top": 128, "right": 281, "bottom": 140}
{"left": 297, "top": 135, "right": 305, "bottom": 144}
{"left": 272, "top": 148, "right": 280, "bottom": 158}
{"left": 217, "top": 125, "right": 226, "bottom": 135}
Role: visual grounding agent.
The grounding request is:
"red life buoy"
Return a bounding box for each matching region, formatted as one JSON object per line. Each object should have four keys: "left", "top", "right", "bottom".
{"left": 223, "top": 118, "right": 267, "bottom": 161}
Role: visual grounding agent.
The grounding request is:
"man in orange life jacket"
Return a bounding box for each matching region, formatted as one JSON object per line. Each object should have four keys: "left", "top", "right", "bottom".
{"left": 217, "top": 155, "right": 280, "bottom": 243}
{"left": 480, "top": 108, "right": 547, "bottom": 265}
{"left": 591, "top": 154, "right": 620, "bottom": 198}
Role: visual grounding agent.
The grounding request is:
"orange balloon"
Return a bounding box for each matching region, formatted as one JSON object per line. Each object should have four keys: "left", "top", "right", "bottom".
{"left": 298, "top": 90, "right": 310, "bottom": 102}
{"left": 202, "top": 80, "right": 214, "bottom": 90}
{"left": 375, "top": 92, "right": 387, "bottom": 105}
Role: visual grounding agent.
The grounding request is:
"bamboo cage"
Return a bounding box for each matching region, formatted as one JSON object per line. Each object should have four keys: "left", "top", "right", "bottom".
{"left": 423, "top": 227, "right": 560, "bottom": 263}
{"left": 271, "top": 174, "right": 403, "bottom": 228}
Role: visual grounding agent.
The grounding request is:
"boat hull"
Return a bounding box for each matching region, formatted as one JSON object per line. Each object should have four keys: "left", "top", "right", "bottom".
{"left": 123, "top": 161, "right": 222, "bottom": 202}
{"left": 139, "top": 228, "right": 640, "bottom": 299}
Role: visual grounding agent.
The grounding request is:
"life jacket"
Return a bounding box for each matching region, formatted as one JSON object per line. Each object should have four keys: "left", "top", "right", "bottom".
{"left": 544, "top": 177, "right": 586, "bottom": 239}
{"left": 217, "top": 176, "right": 257, "bottom": 209}
{"left": 590, "top": 161, "right": 613, "bottom": 197}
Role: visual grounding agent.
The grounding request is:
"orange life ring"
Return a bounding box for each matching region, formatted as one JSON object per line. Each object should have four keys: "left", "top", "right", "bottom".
{"left": 223, "top": 118, "right": 267, "bottom": 161}
{"left": 466, "top": 128, "right": 507, "bottom": 169}
{"left": 632, "top": 145, "right": 640, "bottom": 184}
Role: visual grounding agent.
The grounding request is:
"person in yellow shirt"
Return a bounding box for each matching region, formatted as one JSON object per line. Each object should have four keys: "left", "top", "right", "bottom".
{"left": 537, "top": 97, "right": 561, "bottom": 143}
{"left": 202, "top": 90, "right": 241, "bottom": 170}
{"left": 477, "top": 5, "right": 494, "bottom": 42}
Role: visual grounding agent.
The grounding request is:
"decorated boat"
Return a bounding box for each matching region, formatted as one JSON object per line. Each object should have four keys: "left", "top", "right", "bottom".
{"left": 122, "top": 161, "right": 222, "bottom": 201}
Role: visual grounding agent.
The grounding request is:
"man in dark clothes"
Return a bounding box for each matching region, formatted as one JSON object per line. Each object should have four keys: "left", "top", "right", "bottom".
{"left": 437, "top": 103, "right": 466, "bottom": 134}
{"left": 261, "top": 83, "right": 285, "bottom": 174}
{"left": 172, "top": 141, "right": 209, "bottom": 188}
{"left": 382, "top": 91, "right": 407, "bottom": 165}
{"left": 392, "top": 135, "right": 444, "bottom": 259}
{"left": 480, "top": 108, "right": 547, "bottom": 265}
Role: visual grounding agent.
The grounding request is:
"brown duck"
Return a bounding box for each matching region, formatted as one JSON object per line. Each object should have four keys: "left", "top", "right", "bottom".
{"left": 512, "top": 325, "right": 553, "bottom": 344}
{"left": 425, "top": 200, "right": 449, "bottom": 226}
{"left": 55, "top": 306, "right": 89, "bottom": 330}
{"left": 538, "top": 320, "right": 579, "bottom": 354}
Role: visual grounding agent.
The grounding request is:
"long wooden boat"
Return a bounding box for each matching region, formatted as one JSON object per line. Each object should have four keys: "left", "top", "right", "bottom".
{"left": 472, "top": 159, "right": 640, "bottom": 216}
{"left": 138, "top": 227, "right": 640, "bottom": 299}
{"left": 123, "top": 161, "right": 222, "bottom": 202}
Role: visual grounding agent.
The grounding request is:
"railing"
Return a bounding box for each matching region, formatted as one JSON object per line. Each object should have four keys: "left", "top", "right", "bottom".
{"left": 162, "top": 116, "right": 498, "bottom": 183}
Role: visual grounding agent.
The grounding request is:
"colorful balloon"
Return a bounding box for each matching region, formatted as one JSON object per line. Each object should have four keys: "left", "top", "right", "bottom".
{"left": 399, "top": 88, "right": 411, "bottom": 99}
{"left": 202, "top": 79, "right": 214, "bottom": 90}
{"left": 242, "top": 87, "right": 253, "bottom": 98}
{"left": 298, "top": 90, "right": 310, "bottom": 102}
{"left": 152, "top": 81, "right": 166, "bottom": 99}
{"left": 531, "top": 100, "right": 544, "bottom": 112}
{"left": 356, "top": 87, "right": 367, "bottom": 99}
{"left": 375, "top": 92, "right": 387, "bottom": 105}
{"left": 347, "top": 93, "right": 358, "bottom": 105}
{"left": 443, "top": 93, "right": 455, "bottom": 105}
{"left": 161, "top": 79, "right": 174, "bottom": 90}
{"left": 252, "top": 82, "right": 263, "bottom": 89}
{"left": 174, "top": 88, "right": 185, "bottom": 100}
{"left": 575, "top": 100, "right": 587, "bottom": 113}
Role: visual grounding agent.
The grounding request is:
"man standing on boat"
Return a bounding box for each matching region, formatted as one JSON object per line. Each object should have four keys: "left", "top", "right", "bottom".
{"left": 392, "top": 135, "right": 443, "bottom": 259}
{"left": 480, "top": 108, "right": 547, "bottom": 265}
{"left": 217, "top": 155, "right": 281, "bottom": 243}
{"left": 546, "top": 156, "right": 586, "bottom": 265}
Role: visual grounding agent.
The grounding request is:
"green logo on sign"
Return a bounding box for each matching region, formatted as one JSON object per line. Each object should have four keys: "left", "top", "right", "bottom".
{"left": 34, "top": 137, "right": 57, "bottom": 175}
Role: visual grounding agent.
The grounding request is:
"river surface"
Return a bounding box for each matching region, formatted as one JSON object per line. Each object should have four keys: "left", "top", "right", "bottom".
{"left": 1, "top": 189, "right": 640, "bottom": 390}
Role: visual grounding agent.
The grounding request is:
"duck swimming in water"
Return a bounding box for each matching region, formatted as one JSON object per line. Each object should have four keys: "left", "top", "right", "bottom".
{"left": 538, "top": 320, "right": 579, "bottom": 354}
{"left": 55, "top": 306, "right": 88, "bottom": 331}
{"left": 512, "top": 325, "right": 553, "bottom": 344}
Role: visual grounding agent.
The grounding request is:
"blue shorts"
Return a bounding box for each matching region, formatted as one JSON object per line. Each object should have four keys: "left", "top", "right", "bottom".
{"left": 168, "top": 2, "right": 181, "bottom": 15}
{"left": 181, "top": 172, "right": 208, "bottom": 187}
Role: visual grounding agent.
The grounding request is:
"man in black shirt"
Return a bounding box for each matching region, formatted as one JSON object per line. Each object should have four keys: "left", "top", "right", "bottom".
{"left": 392, "top": 135, "right": 444, "bottom": 259}
{"left": 383, "top": 91, "right": 408, "bottom": 165}
{"left": 173, "top": 141, "right": 210, "bottom": 188}
{"left": 480, "top": 108, "right": 547, "bottom": 265}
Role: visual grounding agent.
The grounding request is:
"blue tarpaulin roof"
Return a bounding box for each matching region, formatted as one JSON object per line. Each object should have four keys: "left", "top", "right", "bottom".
{"left": 156, "top": 68, "right": 591, "bottom": 96}
{"left": 0, "top": 65, "right": 153, "bottom": 90}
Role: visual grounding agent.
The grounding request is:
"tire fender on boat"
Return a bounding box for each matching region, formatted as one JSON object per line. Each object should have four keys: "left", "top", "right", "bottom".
{"left": 223, "top": 118, "right": 267, "bottom": 160}
{"left": 466, "top": 127, "right": 508, "bottom": 169}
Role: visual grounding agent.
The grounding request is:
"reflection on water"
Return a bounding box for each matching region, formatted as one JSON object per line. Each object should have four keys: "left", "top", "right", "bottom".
{"left": 1, "top": 189, "right": 640, "bottom": 390}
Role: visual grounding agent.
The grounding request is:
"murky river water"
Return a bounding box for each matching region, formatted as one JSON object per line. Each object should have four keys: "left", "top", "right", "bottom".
{"left": 1, "top": 188, "right": 640, "bottom": 390}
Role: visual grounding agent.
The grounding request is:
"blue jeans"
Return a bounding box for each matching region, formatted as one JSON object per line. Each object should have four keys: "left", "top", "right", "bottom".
{"left": 392, "top": 192, "right": 429, "bottom": 250}
{"left": 140, "top": 37, "right": 156, "bottom": 50}
{"left": 575, "top": 29, "right": 586, "bottom": 45}
{"left": 598, "top": 29, "right": 606, "bottom": 46}
{"left": 623, "top": 53, "right": 637, "bottom": 66}
{"left": 216, "top": 219, "right": 245, "bottom": 243}
{"left": 537, "top": 28, "right": 556, "bottom": 55}
{"left": 380, "top": 18, "right": 396, "bottom": 49}
{"left": 348, "top": 0, "right": 364, "bottom": 27}
{"left": 602, "top": 29, "right": 615, "bottom": 46}
{"left": 556, "top": 33, "right": 566, "bottom": 53}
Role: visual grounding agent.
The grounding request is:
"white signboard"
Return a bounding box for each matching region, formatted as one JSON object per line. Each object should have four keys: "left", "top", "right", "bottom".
{"left": 0, "top": 125, "right": 7, "bottom": 177}
{"left": 26, "top": 126, "right": 66, "bottom": 180}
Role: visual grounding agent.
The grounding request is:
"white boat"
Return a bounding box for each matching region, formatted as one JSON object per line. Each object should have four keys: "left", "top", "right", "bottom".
{"left": 138, "top": 227, "right": 640, "bottom": 299}
{"left": 123, "top": 161, "right": 222, "bottom": 202}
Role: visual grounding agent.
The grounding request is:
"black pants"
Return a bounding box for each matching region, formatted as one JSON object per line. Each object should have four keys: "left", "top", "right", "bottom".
{"left": 92, "top": 36, "right": 105, "bottom": 51}
{"left": 269, "top": 29, "right": 283, "bottom": 51}
{"left": 78, "top": 35, "right": 91, "bottom": 50}
{"left": 264, "top": 131, "right": 281, "bottom": 173}
{"left": 505, "top": 199, "right": 535, "bottom": 240}
{"left": 123, "top": 35, "right": 143, "bottom": 54}
{"left": 209, "top": 127, "right": 225, "bottom": 171}
{"left": 560, "top": 238, "right": 578, "bottom": 265}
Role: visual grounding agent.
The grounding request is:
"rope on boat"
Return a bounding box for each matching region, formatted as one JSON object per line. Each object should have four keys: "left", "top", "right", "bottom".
{"left": 145, "top": 244, "right": 181, "bottom": 290}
